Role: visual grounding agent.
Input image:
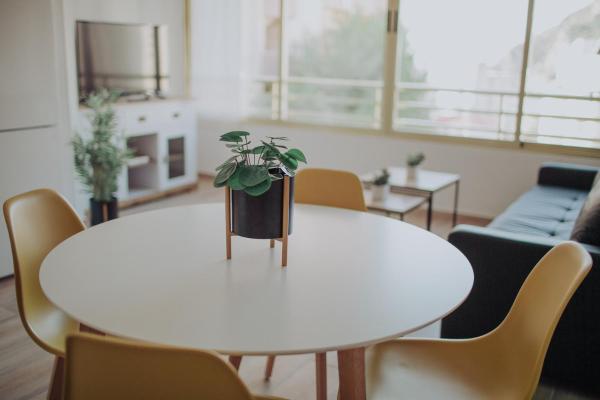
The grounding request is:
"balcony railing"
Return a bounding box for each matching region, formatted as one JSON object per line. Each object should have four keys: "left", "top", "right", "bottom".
{"left": 246, "top": 77, "right": 600, "bottom": 148}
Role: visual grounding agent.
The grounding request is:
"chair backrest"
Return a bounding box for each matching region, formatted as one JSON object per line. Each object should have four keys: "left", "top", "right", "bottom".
{"left": 3, "top": 188, "right": 85, "bottom": 353}
{"left": 64, "top": 333, "right": 257, "bottom": 400}
{"left": 486, "top": 241, "right": 591, "bottom": 397}
{"left": 295, "top": 168, "right": 367, "bottom": 212}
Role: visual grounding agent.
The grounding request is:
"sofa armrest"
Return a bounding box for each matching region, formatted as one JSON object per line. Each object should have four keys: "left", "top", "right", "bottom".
{"left": 538, "top": 162, "right": 598, "bottom": 191}
{"left": 443, "top": 225, "right": 561, "bottom": 337}
{"left": 443, "top": 224, "right": 600, "bottom": 393}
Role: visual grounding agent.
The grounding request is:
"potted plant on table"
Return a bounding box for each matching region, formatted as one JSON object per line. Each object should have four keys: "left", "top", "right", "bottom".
{"left": 214, "top": 131, "right": 307, "bottom": 239}
{"left": 406, "top": 152, "right": 425, "bottom": 181}
{"left": 371, "top": 168, "right": 390, "bottom": 202}
{"left": 72, "top": 89, "right": 130, "bottom": 225}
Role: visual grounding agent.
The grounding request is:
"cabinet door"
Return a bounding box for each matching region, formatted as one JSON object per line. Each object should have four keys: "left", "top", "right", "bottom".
{"left": 0, "top": 0, "right": 58, "bottom": 131}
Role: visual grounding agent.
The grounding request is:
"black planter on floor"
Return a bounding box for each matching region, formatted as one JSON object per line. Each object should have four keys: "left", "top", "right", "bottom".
{"left": 90, "top": 198, "right": 118, "bottom": 226}
{"left": 231, "top": 175, "right": 294, "bottom": 239}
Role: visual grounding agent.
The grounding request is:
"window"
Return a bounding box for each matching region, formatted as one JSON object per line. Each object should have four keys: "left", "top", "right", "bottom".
{"left": 521, "top": 0, "right": 600, "bottom": 148}
{"left": 241, "top": 0, "right": 600, "bottom": 151}
{"left": 285, "top": 0, "right": 387, "bottom": 128}
{"left": 393, "top": 0, "right": 527, "bottom": 141}
{"left": 241, "top": 0, "right": 281, "bottom": 119}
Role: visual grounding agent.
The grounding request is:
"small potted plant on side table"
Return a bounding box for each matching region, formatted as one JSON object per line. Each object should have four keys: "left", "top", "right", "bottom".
{"left": 371, "top": 168, "right": 390, "bottom": 202}
{"left": 72, "top": 89, "right": 130, "bottom": 225}
{"left": 406, "top": 152, "right": 425, "bottom": 181}
{"left": 214, "top": 132, "right": 307, "bottom": 241}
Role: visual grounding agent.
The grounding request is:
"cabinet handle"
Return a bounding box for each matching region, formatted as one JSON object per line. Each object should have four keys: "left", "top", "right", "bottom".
{"left": 172, "top": 112, "right": 180, "bottom": 119}
{"left": 138, "top": 115, "right": 146, "bottom": 122}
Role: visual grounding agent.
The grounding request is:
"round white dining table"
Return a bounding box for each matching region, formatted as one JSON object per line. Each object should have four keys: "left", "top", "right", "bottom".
{"left": 40, "top": 203, "right": 473, "bottom": 400}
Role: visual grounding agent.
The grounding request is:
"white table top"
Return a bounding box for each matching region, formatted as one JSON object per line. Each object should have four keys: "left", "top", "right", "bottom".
{"left": 40, "top": 203, "right": 473, "bottom": 356}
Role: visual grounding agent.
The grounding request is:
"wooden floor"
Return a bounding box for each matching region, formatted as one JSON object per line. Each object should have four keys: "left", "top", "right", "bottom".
{"left": 0, "top": 178, "right": 594, "bottom": 399}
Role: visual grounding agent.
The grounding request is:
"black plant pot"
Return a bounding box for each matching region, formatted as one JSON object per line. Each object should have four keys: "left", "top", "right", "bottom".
{"left": 90, "top": 198, "right": 119, "bottom": 226}
{"left": 231, "top": 176, "right": 294, "bottom": 239}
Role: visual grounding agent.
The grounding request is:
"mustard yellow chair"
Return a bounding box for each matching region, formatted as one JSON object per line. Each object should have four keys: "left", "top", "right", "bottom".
{"left": 3, "top": 188, "right": 85, "bottom": 400}
{"left": 295, "top": 167, "right": 367, "bottom": 212}
{"left": 64, "top": 333, "right": 286, "bottom": 400}
{"left": 365, "top": 241, "right": 592, "bottom": 399}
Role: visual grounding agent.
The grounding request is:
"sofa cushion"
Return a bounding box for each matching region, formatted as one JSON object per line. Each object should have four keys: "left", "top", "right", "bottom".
{"left": 489, "top": 185, "right": 588, "bottom": 239}
{"left": 571, "top": 180, "right": 600, "bottom": 245}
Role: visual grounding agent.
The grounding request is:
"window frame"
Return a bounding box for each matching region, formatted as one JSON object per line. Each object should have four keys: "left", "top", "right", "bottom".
{"left": 241, "top": 0, "right": 600, "bottom": 157}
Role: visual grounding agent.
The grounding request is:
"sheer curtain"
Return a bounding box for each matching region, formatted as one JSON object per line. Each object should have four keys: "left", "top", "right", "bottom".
{"left": 190, "top": 0, "right": 244, "bottom": 118}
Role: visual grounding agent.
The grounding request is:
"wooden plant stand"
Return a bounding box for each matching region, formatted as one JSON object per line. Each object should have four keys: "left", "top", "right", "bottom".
{"left": 225, "top": 176, "right": 291, "bottom": 267}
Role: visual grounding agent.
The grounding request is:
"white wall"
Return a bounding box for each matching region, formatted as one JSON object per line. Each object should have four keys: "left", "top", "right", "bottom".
{"left": 195, "top": 119, "right": 600, "bottom": 218}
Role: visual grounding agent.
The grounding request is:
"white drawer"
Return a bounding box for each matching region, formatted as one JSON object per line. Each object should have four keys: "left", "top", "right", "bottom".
{"left": 123, "top": 102, "right": 191, "bottom": 135}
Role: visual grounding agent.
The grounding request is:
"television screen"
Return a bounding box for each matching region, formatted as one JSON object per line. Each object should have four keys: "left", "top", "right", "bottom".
{"left": 76, "top": 21, "right": 169, "bottom": 100}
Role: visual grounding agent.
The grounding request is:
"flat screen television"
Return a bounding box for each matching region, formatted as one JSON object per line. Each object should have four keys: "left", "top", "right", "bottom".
{"left": 76, "top": 21, "right": 169, "bottom": 101}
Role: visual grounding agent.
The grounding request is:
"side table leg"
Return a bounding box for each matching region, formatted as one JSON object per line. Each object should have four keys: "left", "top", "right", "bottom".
{"left": 337, "top": 347, "right": 366, "bottom": 400}
{"left": 426, "top": 193, "right": 433, "bottom": 231}
{"left": 452, "top": 181, "right": 460, "bottom": 227}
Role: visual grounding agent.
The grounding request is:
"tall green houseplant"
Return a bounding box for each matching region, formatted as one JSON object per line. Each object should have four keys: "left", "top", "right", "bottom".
{"left": 72, "top": 90, "right": 130, "bottom": 223}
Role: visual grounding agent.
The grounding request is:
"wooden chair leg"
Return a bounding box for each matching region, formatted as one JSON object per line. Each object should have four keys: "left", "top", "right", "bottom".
{"left": 264, "top": 355, "right": 276, "bottom": 380}
{"left": 47, "top": 356, "right": 64, "bottom": 400}
{"left": 316, "top": 352, "right": 327, "bottom": 400}
{"left": 229, "top": 355, "right": 243, "bottom": 371}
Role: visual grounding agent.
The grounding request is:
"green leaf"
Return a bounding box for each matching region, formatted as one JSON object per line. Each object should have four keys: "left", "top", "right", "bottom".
{"left": 261, "top": 141, "right": 282, "bottom": 155}
{"left": 244, "top": 177, "right": 272, "bottom": 197}
{"left": 214, "top": 163, "right": 236, "bottom": 186}
{"left": 215, "top": 156, "right": 237, "bottom": 171}
{"left": 285, "top": 148, "right": 307, "bottom": 163}
{"left": 220, "top": 131, "right": 249, "bottom": 142}
{"left": 227, "top": 168, "right": 246, "bottom": 190}
{"left": 250, "top": 145, "right": 266, "bottom": 154}
{"left": 220, "top": 134, "right": 243, "bottom": 143}
{"left": 227, "top": 130, "right": 250, "bottom": 137}
{"left": 239, "top": 165, "right": 269, "bottom": 187}
{"left": 266, "top": 136, "right": 289, "bottom": 141}
{"left": 279, "top": 153, "right": 298, "bottom": 171}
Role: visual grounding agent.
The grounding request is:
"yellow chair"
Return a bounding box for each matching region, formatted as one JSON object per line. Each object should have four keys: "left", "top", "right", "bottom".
{"left": 295, "top": 167, "right": 367, "bottom": 212}
{"left": 3, "top": 188, "right": 85, "bottom": 400}
{"left": 64, "top": 333, "right": 286, "bottom": 400}
{"left": 241, "top": 168, "right": 366, "bottom": 399}
{"left": 365, "top": 241, "right": 592, "bottom": 399}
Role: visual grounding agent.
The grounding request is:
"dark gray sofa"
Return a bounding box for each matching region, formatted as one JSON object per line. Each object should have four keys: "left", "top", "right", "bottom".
{"left": 442, "top": 162, "right": 600, "bottom": 395}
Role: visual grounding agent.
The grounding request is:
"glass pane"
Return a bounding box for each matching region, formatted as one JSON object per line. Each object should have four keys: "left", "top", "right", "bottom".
{"left": 285, "top": 0, "right": 387, "bottom": 128}
{"left": 522, "top": 0, "right": 600, "bottom": 148}
{"left": 393, "top": 0, "right": 527, "bottom": 140}
{"left": 241, "top": 0, "right": 281, "bottom": 119}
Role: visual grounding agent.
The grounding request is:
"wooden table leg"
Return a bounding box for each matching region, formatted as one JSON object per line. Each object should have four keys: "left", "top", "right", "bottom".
{"left": 337, "top": 347, "right": 366, "bottom": 400}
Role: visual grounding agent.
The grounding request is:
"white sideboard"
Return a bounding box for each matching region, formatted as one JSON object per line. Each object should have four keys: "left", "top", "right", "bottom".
{"left": 77, "top": 99, "right": 197, "bottom": 208}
